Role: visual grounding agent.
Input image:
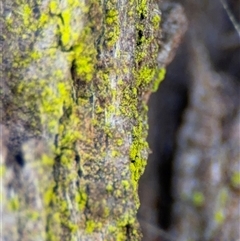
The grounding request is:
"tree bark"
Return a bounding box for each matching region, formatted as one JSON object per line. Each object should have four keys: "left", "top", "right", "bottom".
{"left": 1, "top": 0, "right": 179, "bottom": 240}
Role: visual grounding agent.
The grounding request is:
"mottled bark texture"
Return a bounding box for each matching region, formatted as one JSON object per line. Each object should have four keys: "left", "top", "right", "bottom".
{"left": 139, "top": 0, "right": 240, "bottom": 241}
{"left": 0, "top": 0, "right": 185, "bottom": 240}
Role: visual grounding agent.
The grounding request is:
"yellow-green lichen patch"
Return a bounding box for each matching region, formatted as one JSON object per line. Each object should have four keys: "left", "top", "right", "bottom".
{"left": 7, "top": 195, "right": 20, "bottom": 211}
{"left": 51, "top": 0, "right": 85, "bottom": 50}
{"left": 192, "top": 191, "right": 205, "bottom": 207}
{"left": 231, "top": 171, "right": 240, "bottom": 189}
{"left": 151, "top": 11, "right": 161, "bottom": 29}
{"left": 26, "top": 210, "right": 41, "bottom": 221}
{"left": 111, "top": 149, "right": 120, "bottom": 157}
{"left": 59, "top": 9, "right": 73, "bottom": 47}
{"left": 117, "top": 213, "right": 135, "bottom": 227}
{"left": 50, "top": 195, "right": 78, "bottom": 237}
{"left": 106, "top": 183, "right": 114, "bottom": 193}
{"left": 137, "top": 0, "right": 148, "bottom": 19}
{"left": 85, "top": 220, "right": 103, "bottom": 234}
{"left": 107, "top": 212, "right": 139, "bottom": 241}
{"left": 114, "top": 189, "right": 122, "bottom": 198}
{"left": 7, "top": 1, "right": 49, "bottom": 37}
{"left": 116, "top": 139, "right": 124, "bottom": 146}
{"left": 49, "top": 0, "right": 61, "bottom": 15}
{"left": 129, "top": 121, "right": 148, "bottom": 197}
{"left": 0, "top": 164, "right": 6, "bottom": 178}
{"left": 121, "top": 180, "right": 130, "bottom": 191}
{"left": 119, "top": 3, "right": 161, "bottom": 200}
{"left": 22, "top": 4, "right": 32, "bottom": 26}
{"left": 214, "top": 210, "right": 225, "bottom": 225}
{"left": 86, "top": 220, "right": 95, "bottom": 234}
{"left": 39, "top": 81, "right": 70, "bottom": 136}
{"left": 76, "top": 189, "right": 88, "bottom": 211}
{"left": 44, "top": 188, "right": 55, "bottom": 207}
{"left": 70, "top": 23, "right": 98, "bottom": 102}
{"left": 104, "top": 2, "right": 120, "bottom": 47}
{"left": 134, "top": 0, "right": 162, "bottom": 87}
{"left": 73, "top": 36, "right": 96, "bottom": 82}
{"left": 120, "top": 87, "right": 139, "bottom": 119}
{"left": 103, "top": 206, "right": 110, "bottom": 218}
{"left": 152, "top": 68, "right": 166, "bottom": 92}
{"left": 46, "top": 211, "right": 61, "bottom": 241}
{"left": 219, "top": 188, "right": 228, "bottom": 206}
{"left": 135, "top": 66, "right": 156, "bottom": 88}
{"left": 126, "top": 1, "right": 164, "bottom": 203}
{"left": 212, "top": 188, "right": 228, "bottom": 225}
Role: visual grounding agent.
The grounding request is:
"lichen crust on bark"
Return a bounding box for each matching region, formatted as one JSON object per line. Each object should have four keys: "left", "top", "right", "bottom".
{"left": 2, "top": 0, "right": 165, "bottom": 240}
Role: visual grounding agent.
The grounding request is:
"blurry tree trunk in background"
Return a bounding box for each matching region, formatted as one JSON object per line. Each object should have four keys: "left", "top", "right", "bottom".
{"left": 139, "top": 0, "right": 240, "bottom": 241}
{"left": 170, "top": 0, "right": 240, "bottom": 240}
{"left": 1, "top": 0, "right": 187, "bottom": 240}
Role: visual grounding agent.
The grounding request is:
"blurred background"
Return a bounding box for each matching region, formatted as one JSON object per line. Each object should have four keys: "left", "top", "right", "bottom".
{"left": 138, "top": 0, "right": 240, "bottom": 240}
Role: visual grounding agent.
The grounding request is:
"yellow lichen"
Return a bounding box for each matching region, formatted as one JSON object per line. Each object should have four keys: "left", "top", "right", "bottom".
{"left": 231, "top": 171, "right": 240, "bottom": 188}
{"left": 192, "top": 191, "right": 205, "bottom": 207}
{"left": 152, "top": 68, "right": 166, "bottom": 92}
{"left": 214, "top": 210, "right": 225, "bottom": 224}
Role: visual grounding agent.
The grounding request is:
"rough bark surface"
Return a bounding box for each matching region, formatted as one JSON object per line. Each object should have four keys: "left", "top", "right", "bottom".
{"left": 1, "top": 0, "right": 185, "bottom": 240}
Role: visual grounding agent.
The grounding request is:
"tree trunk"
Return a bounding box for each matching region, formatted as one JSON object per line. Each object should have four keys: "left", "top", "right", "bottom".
{"left": 1, "top": 0, "right": 183, "bottom": 240}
